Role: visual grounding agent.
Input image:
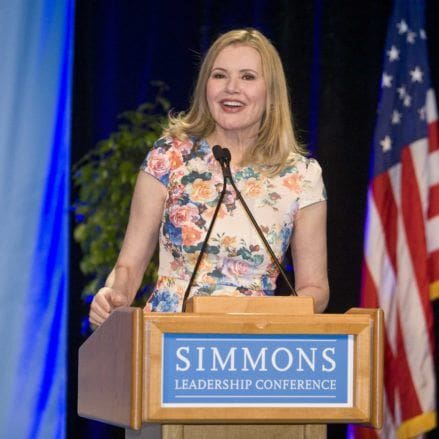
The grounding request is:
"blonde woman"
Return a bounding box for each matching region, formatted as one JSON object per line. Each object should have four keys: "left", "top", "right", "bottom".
{"left": 89, "top": 28, "right": 329, "bottom": 325}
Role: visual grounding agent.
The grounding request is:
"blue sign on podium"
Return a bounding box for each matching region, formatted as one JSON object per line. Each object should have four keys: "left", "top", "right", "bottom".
{"left": 162, "top": 333, "right": 353, "bottom": 407}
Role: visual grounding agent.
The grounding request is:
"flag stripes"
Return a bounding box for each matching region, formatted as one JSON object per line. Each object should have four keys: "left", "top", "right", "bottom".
{"left": 353, "top": 2, "right": 437, "bottom": 436}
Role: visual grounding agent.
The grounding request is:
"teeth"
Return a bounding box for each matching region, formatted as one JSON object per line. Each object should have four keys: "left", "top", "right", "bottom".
{"left": 223, "top": 101, "right": 242, "bottom": 107}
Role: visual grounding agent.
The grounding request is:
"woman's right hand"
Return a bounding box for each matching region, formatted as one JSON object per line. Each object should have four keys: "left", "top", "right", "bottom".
{"left": 89, "top": 287, "right": 129, "bottom": 326}
{"left": 88, "top": 172, "right": 166, "bottom": 327}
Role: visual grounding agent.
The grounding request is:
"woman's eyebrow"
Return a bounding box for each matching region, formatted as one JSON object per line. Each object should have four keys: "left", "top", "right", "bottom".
{"left": 211, "top": 67, "right": 258, "bottom": 73}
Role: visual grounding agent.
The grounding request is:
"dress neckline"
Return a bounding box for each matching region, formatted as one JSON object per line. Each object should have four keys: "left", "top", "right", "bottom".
{"left": 198, "top": 137, "right": 248, "bottom": 172}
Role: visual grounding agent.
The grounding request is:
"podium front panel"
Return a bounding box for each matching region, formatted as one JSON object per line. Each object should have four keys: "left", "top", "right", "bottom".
{"left": 143, "top": 313, "right": 372, "bottom": 424}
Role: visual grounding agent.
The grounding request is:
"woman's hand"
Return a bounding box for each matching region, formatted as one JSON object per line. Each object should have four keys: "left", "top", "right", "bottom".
{"left": 88, "top": 171, "right": 167, "bottom": 327}
{"left": 89, "top": 287, "right": 129, "bottom": 326}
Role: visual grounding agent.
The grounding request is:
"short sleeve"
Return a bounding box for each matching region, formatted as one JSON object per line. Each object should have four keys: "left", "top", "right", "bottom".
{"left": 298, "top": 158, "right": 327, "bottom": 209}
{"left": 140, "top": 138, "right": 173, "bottom": 187}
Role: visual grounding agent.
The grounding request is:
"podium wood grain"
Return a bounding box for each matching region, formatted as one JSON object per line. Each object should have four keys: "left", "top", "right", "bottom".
{"left": 347, "top": 307, "right": 384, "bottom": 429}
{"left": 78, "top": 307, "right": 143, "bottom": 429}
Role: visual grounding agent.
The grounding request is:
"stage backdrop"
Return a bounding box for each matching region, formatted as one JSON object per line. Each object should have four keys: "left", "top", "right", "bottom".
{"left": 0, "top": 1, "right": 74, "bottom": 438}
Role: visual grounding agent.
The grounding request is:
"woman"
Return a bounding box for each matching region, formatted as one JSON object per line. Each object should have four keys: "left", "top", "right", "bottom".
{"left": 89, "top": 28, "right": 329, "bottom": 326}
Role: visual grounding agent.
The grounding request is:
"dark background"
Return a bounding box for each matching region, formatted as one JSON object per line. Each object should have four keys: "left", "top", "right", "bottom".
{"left": 69, "top": 1, "right": 439, "bottom": 437}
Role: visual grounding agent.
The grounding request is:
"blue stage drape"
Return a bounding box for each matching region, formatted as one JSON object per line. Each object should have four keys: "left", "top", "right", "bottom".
{"left": 0, "top": 1, "right": 74, "bottom": 437}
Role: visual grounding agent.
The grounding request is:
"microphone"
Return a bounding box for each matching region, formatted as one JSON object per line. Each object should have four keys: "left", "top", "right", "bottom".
{"left": 213, "top": 145, "right": 232, "bottom": 178}
{"left": 212, "top": 144, "right": 224, "bottom": 161}
{"left": 181, "top": 145, "right": 229, "bottom": 311}
{"left": 217, "top": 146, "right": 297, "bottom": 296}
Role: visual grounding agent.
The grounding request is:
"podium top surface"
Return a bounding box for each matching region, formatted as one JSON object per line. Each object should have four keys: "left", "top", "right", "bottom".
{"left": 185, "top": 296, "right": 315, "bottom": 314}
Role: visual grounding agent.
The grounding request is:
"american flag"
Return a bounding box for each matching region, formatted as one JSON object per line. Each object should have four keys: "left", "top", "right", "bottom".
{"left": 352, "top": 0, "right": 438, "bottom": 438}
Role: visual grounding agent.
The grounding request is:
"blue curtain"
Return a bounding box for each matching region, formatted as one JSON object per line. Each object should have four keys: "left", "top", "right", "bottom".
{"left": 0, "top": 1, "right": 74, "bottom": 437}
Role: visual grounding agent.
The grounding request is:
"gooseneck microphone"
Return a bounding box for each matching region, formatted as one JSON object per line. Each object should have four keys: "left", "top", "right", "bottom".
{"left": 218, "top": 146, "right": 297, "bottom": 297}
{"left": 181, "top": 144, "right": 297, "bottom": 311}
{"left": 181, "top": 145, "right": 229, "bottom": 311}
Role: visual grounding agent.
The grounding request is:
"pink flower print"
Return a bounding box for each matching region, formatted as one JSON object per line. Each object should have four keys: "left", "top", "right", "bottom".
{"left": 224, "top": 192, "right": 235, "bottom": 205}
{"left": 169, "top": 204, "right": 199, "bottom": 227}
{"left": 148, "top": 148, "right": 170, "bottom": 178}
{"left": 222, "top": 258, "right": 252, "bottom": 280}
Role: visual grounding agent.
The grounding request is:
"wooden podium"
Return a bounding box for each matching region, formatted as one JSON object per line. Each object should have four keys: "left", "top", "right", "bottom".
{"left": 78, "top": 297, "right": 383, "bottom": 438}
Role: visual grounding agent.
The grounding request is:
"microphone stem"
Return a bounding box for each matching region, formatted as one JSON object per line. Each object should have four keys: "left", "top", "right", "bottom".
{"left": 182, "top": 151, "right": 297, "bottom": 312}
{"left": 226, "top": 172, "right": 297, "bottom": 297}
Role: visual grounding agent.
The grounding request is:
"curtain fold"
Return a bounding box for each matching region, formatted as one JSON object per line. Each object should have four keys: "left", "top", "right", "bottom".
{"left": 0, "top": 1, "right": 74, "bottom": 437}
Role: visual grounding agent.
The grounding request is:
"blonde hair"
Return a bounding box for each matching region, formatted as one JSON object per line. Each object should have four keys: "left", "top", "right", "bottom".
{"left": 164, "top": 28, "right": 305, "bottom": 173}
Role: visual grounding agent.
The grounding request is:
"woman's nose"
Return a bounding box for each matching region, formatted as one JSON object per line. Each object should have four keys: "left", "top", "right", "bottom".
{"left": 225, "top": 76, "right": 239, "bottom": 93}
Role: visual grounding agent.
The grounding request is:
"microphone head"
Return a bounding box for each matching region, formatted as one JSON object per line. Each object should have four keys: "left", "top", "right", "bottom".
{"left": 212, "top": 145, "right": 224, "bottom": 161}
{"left": 223, "top": 148, "right": 232, "bottom": 162}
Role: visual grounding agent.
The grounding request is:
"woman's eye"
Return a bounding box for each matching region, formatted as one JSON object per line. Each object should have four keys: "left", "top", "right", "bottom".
{"left": 212, "top": 72, "right": 225, "bottom": 79}
{"left": 242, "top": 74, "right": 256, "bottom": 80}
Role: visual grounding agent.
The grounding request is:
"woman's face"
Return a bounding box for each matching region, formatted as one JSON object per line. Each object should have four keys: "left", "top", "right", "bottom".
{"left": 206, "top": 44, "right": 267, "bottom": 138}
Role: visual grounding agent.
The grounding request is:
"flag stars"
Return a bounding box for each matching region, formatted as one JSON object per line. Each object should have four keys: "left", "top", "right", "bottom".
{"left": 397, "top": 19, "right": 408, "bottom": 34}
{"left": 410, "top": 66, "right": 423, "bottom": 82}
{"left": 397, "top": 85, "right": 406, "bottom": 99}
{"left": 380, "top": 135, "right": 392, "bottom": 152}
{"left": 419, "top": 29, "right": 427, "bottom": 40}
{"left": 418, "top": 106, "right": 426, "bottom": 120}
{"left": 387, "top": 45, "right": 400, "bottom": 61}
{"left": 398, "top": 86, "right": 411, "bottom": 107}
{"left": 382, "top": 73, "right": 393, "bottom": 88}
{"left": 406, "top": 31, "right": 416, "bottom": 44}
{"left": 391, "top": 110, "right": 402, "bottom": 124}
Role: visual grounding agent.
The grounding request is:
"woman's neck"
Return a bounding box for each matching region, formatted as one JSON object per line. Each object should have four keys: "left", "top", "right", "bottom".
{"left": 206, "top": 129, "right": 257, "bottom": 165}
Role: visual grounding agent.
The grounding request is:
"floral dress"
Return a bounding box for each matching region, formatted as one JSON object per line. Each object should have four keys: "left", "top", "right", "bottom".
{"left": 141, "top": 136, "right": 326, "bottom": 312}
